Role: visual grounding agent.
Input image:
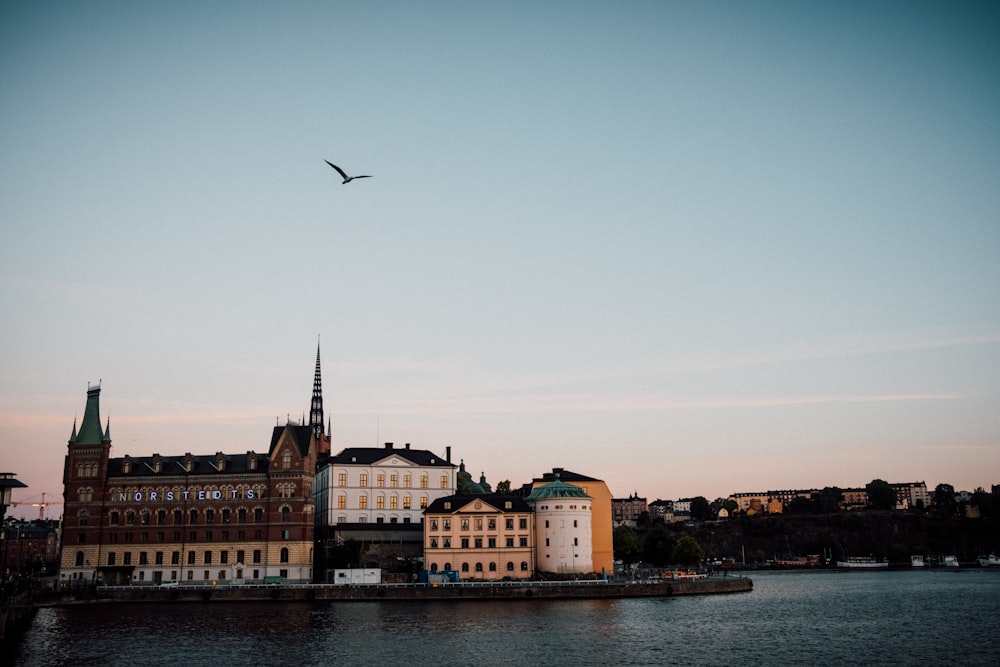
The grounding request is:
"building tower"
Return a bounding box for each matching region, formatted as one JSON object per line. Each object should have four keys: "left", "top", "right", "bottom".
{"left": 310, "top": 341, "right": 324, "bottom": 441}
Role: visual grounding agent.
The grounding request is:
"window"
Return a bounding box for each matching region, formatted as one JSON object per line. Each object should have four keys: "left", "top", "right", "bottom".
{"left": 188, "top": 551, "right": 196, "bottom": 565}
{"left": 281, "top": 506, "right": 291, "bottom": 522}
{"left": 420, "top": 475, "right": 428, "bottom": 489}
{"left": 238, "top": 508, "right": 247, "bottom": 523}
{"left": 461, "top": 538, "right": 470, "bottom": 549}
{"left": 506, "top": 562, "right": 514, "bottom": 571}
{"left": 79, "top": 510, "right": 89, "bottom": 526}
{"left": 488, "top": 538, "right": 496, "bottom": 548}
{"left": 126, "top": 511, "right": 135, "bottom": 525}
{"left": 158, "top": 510, "right": 167, "bottom": 525}
{"left": 280, "top": 548, "right": 289, "bottom": 563}
{"left": 440, "top": 475, "right": 448, "bottom": 489}
{"left": 519, "top": 537, "right": 528, "bottom": 547}
{"left": 338, "top": 472, "right": 347, "bottom": 487}
{"left": 139, "top": 552, "right": 148, "bottom": 565}
{"left": 220, "top": 551, "right": 229, "bottom": 564}
{"left": 573, "top": 520, "right": 578, "bottom": 528}
{"left": 403, "top": 496, "right": 411, "bottom": 509}
{"left": 489, "top": 562, "right": 497, "bottom": 572}
{"left": 110, "top": 511, "right": 120, "bottom": 526}
{"left": 574, "top": 537, "right": 579, "bottom": 546}
{"left": 237, "top": 550, "right": 245, "bottom": 564}
{"left": 462, "top": 563, "right": 469, "bottom": 572}
{"left": 506, "top": 537, "right": 514, "bottom": 548}
{"left": 254, "top": 508, "right": 263, "bottom": 522}
{"left": 474, "top": 538, "right": 483, "bottom": 549}
{"left": 475, "top": 563, "right": 483, "bottom": 572}
{"left": 443, "top": 538, "right": 451, "bottom": 548}
{"left": 545, "top": 538, "right": 550, "bottom": 547}
{"left": 172, "top": 551, "right": 180, "bottom": 565}
{"left": 222, "top": 509, "right": 230, "bottom": 524}
{"left": 430, "top": 538, "right": 438, "bottom": 548}
{"left": 474, "top": 518, "right": 483, "bottom": 531}
{"left": 282, "top": 450, "right": 292, "bottom": 469}
{"left": 338, "top": 495, "right": 347, "bottom": 509}
{"left": 488, "top": 518, "right": 496, "bottom": 530}
{"left": 505, "top": 518, "right": 513, "bottom": 530}
{"left": 155, "top": 552, "right": 164, "bottom": 565}
{"left": 390, "top": 496, "right": 398, "bottom": 510}
{"left": 359, "top": 473, "right": 368, "bottom": 487}
{"left": 521, "top": 561, "right": 529, "bottom": 571}
{"left": 390, "top": 474, "right": 398, "bottom": 488}
{"left": 190, "top": 509, "right": 199, "bottom": 524}
{"left": 376, "top": 496, "right": 385, "bottom": 510}
{"left": 430, "top": 519, "right": 438, "bottom": 531}
{"left": 75, "top": 551, "right": 84, "bottom": 566}
{"left": 377, "top": 474, "right": 385, "bottom": 487}
{"left": 252, "top": 550, "right": 261, "bottom": 564}
{"left": 519, "top": 518, "right": 527, "bottom": 530}
{"left": 461, "top": 519, "right": 469, "bottom": 531}
{"left": 174, "top": 509, "right": 183, "bottom": 524}
{"left": 442, "top": 519, "right": 450, "bottom": 530}
{"left": 404, "top": 474, "right": 411, "bottom": 488}
{"left": 107, "top": 552, "right": 116, "bottom": 566}
{"left": 123, "top": 552, "right": 132, "bottom": 565}
{"left": 359, "top": 496, "right": 368, "bottom": 509}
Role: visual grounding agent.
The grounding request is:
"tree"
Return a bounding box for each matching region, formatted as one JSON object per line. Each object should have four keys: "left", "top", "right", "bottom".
{"left": 933, "top": 483, "right": 956, "bottom": 516}
{"left": 641, "top": 523, "right": 676, "bottom": 567}
{"left": 866, "top": 479, "right": 896, "bottom": 510}
{"left": 787, "top": 496, "right": 814, "bottom": 514}
{"left": 672, "top": 535, "right": 704, "bottom": 567}
{"left": 689, "top": 496, "right": 712, "bottom": 521}
{"left": 814, "top": 487, "right": 844, "bottom": 514}
{"left": 613, "top": 525, "right": 640, "bottom": 566}
{"left": 494, "top": 480, "right": 512, "bottom": 494}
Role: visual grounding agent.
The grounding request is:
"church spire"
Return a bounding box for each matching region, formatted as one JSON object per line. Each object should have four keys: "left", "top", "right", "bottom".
{"left": 309, "top": 339, "right": 324, "bottom": 441}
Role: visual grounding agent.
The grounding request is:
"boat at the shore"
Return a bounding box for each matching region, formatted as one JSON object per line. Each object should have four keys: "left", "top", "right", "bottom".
{"left": 836, "top": 557, "right": 888, "bottom": 569}
{"left": 772, "top": 555, "right": 821, "bottom": 569}
{"left": 941, "top": 555, "right": 959, "bottom": 568}
{"left": 977, "top": 554, "right": 1000, "bottom": 567}
{"left": 911, "top": 555, "right": 925, "bottom": 568}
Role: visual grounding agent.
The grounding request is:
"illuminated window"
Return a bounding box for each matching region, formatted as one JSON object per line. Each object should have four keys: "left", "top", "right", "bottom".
{"left": 403, "top": 496, "right": 411, "bottom": 509}
{"left": 404, "top": 474, "right": 411, "bottom": 488}
{"left": 376, "top": 496, "right": 385, "bottom": 510}
{"left": 420, "top": 475, "right": 428, "bottom": 489}
{"left": 338, "top": 473, "right": 347, "bottom": 487}
{"left": 440, "top": 475, "right": 448, "bottom": 489}
{"left": 360, "top": 473, "right": 368, "bottom": 487}
{"left": 337, "top": 495, "right": 346, "bottom": 509}
{"left": 377, "top": 474, "right": 385, "bottom": 488}
{"left": 359, "top": 496, "right": 368, "bottom": 509}
{"left": 390, "top": 474, "right": 398, "bottom": 488}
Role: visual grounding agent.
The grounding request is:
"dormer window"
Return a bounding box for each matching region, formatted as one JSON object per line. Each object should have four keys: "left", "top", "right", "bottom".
{"left": 122, "top": 457, "right": 132, "bottom": 474}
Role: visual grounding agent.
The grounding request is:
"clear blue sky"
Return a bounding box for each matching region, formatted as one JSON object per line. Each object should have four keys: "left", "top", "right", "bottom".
{"left": 2, "top": 1, "right": 998, "bottom": 518}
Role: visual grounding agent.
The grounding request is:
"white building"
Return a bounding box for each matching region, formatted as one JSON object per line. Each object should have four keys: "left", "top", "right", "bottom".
{"left": 315, "top": 443, "right": 457, "bottom": 526}
{"left": 526, "top": 479, "right": 593, "bottom": 575}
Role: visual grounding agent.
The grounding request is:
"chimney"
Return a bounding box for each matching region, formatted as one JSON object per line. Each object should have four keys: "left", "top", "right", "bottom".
{"left": 384, "top": 442, "right": 393, "bottom": 450}
{"left": 446, "top": 446, "right": 451, "bottom": 462}
{"left": 405, "top": 443, "right": 411, "bottom": 450}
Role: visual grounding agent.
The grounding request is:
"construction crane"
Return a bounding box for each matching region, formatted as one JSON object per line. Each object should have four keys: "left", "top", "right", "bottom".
{"left": 11, "top": 492, "right": 63, "bottom": 520}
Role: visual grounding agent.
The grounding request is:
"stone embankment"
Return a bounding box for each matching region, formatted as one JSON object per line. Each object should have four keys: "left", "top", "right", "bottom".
{"left": 42, "top": 577, "right": 751, "bottom": 605}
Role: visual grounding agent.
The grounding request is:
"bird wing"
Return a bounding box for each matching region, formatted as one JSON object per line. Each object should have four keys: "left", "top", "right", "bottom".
{"left": 353, "top": 175, "right": 372, "bottom": 179}
{"left": 324, "top": 160, "right": 349, "bottom": 180}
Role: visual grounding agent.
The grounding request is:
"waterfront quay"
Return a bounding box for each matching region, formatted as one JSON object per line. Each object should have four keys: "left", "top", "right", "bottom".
{"left": 42, "top": 576, "right": 752, "bottom": 604}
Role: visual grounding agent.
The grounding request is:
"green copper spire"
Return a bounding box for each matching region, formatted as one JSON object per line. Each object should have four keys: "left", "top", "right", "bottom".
{"left": 74, "top": 384, "right": 106, "bottom": 445}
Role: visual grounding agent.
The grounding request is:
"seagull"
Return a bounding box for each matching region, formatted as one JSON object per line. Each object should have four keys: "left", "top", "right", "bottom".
{"left": 325, "top": 160, "right": 372, "bottom": 184}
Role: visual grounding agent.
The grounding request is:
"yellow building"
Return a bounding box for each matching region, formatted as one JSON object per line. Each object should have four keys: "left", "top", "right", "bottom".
{"left": 423, "top": 494, "right": 535, "bottom": 580}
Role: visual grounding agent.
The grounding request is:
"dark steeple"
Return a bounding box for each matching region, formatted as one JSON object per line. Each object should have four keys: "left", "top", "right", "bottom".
{"left": 73, "top": 383, "right": 107, "bottom": 445}
{"left": 309, "top": 340, "right": 324, "bottom": 441}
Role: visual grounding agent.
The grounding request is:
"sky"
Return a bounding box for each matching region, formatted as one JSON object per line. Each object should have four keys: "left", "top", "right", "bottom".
{"left": 2, "top": 1, "right": 999, "bottom": 519}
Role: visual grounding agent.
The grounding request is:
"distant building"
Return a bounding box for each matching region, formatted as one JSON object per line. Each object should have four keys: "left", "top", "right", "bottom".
{"left": 60, "top": 384, "right": 319, "bottom": 586}
{"left": 526, "top": 479, "right": 593, "bottom": 575}
{"left": 648, "top": 499, "right": 674, "bottom": 522}
{"left": 611, "top": 493, "right": 647, "bottom": 527}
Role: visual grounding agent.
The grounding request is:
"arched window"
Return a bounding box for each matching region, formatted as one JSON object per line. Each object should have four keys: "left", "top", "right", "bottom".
{"left": 282, "top": 450, "right": 292, "bottom": 469}
{"left": 521, "top": 561, "right": 529, "bottom": 571}
{"left": 430, "top": 562, "right": 438, "bottom": 572}
{"left": 189, "top": 509, "right": 198, "bottom": 524}
{"left": 462, "top": 563, "right": 470, "bottom": 572}
{"left": 281, "top": 506, "right": 291, "bottom": 522}
{"left": 444, "top": 562, "right": 451, "bottom": 571}
{"left": 79, "top": 510, "right": 89, "bottom": 526}
{"left": 489, "top": 562, "right": 497, "bottom": 572}
{"left": 475, "top": 563, "right": 483, "bottom": 572}
{"left": 280, "top": 548, "right": 289, "bottom": 563}
{"left": 110, "top": 511, "right": 119, "bottom": 525}
{"left": 506, "top": 561, "right": 514, "bottom": 571}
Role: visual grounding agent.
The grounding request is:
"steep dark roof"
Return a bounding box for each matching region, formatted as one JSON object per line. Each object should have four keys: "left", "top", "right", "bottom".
{"left": 513, "top": 468, "right": 604, "bottom": 497}
{"left": 269, "top": 424, "right": 314, "bottom": 457}
{"left": 331, "top": 445, "right": 454, "bottom": 468}
{"left": 425, "top": 494, "right": 532, "bottom": 514}
{"left": 106, "top": 453, "right": 267, "bottom": 478}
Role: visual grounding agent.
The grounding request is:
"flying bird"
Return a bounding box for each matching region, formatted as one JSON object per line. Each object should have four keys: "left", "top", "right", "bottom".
{"left": 325, "top": 160, "right": 372, "bottom": 184}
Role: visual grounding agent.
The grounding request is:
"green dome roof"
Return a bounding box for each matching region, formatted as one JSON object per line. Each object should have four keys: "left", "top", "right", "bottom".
{"left": 525, "top": 479, "right": 591, "bottom": 500}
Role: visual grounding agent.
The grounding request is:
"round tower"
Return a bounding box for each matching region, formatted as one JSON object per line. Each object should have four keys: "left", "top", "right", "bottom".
{"left": 525, "top": 478, "right": 593, "bottom": 575}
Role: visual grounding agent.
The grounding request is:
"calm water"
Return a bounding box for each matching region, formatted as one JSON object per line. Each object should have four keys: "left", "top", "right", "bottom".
{"left": 6, "top": 570, "right": 999, "bottom": 666}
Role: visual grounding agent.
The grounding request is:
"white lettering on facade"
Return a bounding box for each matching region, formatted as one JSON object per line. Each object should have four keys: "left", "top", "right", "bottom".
{"left": 213, "top": 490, "right": 222, "bottom": 500}
{"left": 247, "top": 489, "right": 255, "bottom": 499}
{"left": 167, "top": 491, "right": 174, "bottom": 501}
{"left": 112, "top": 488, "right": 263, "bottom": 503}
{"left": 198, "top": 490, "right": 205, "bottom": 500}
{"left": 150, "top": 491, "right": 157, "bottom": 501}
